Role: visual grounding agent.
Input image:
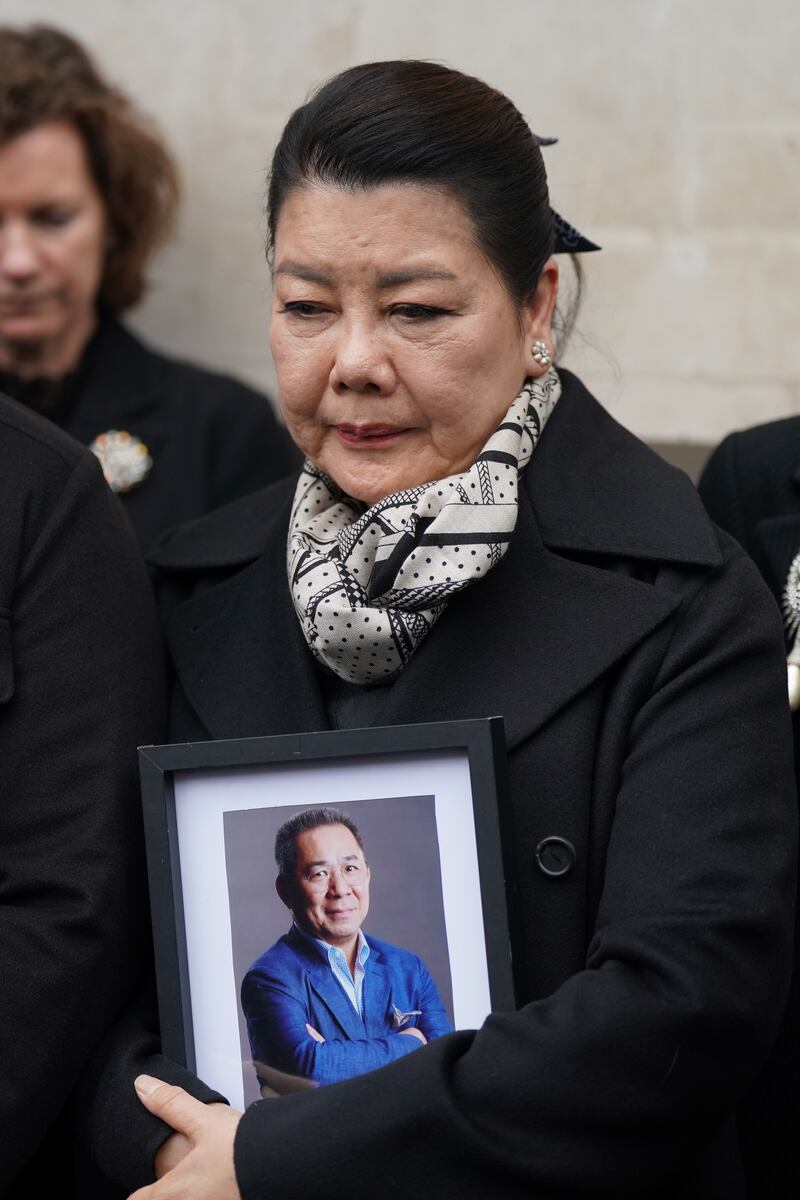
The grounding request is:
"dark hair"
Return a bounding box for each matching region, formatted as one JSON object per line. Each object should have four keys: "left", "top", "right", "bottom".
{"left": 0, "top": 24, "right": 179, "bottom": 312}
{"left": 267, "top": 60, "right": 555, "bottom": 311}
{"left": 275, "top": 807, "right": 366, "bottom": 877}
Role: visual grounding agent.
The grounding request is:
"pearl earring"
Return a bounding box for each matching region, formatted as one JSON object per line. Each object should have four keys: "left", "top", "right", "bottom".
{"left": 532, "top": 340, "right": 552, "bottom": 368}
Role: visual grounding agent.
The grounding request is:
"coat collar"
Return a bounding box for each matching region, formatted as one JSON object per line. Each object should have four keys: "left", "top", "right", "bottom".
{"left": 150, "top": 371, "right": 721, "bottom": 750}
{"left": 529, "top": 370, "right": 719, "bottom": 565}
{"left": 76, "top": 314, "right": 168, "bottom": 425}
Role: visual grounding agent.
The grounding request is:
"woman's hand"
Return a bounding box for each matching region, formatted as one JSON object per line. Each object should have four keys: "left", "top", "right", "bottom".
{"left": 128, "top": 1075, "right": 243, "bottom": 1200}
{"left": 154, "top": 1131, "right": 192, "bottom": 1178}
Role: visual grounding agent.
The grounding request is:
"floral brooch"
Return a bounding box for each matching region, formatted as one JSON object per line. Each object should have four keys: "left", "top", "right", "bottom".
{"left": 781, "top": 550, "right": 800, "bottom": 710}
{"left": 89, "top": 429, "right": 152, "bottom": 493}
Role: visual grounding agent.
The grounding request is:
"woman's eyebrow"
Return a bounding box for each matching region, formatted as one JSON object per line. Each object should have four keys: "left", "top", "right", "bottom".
{"left": 274, "top": 260, "right": 333, "bottom": 284}
{"left": 274, "top": 263, "right": 459, "bottom": 288}
{"left": 376, "top": 268, "right": 458, "bottom": 287}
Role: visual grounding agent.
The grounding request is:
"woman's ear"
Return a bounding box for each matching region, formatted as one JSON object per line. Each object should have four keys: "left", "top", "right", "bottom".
{"left": 523, "top": 257, "right": 559, "bottom": 375}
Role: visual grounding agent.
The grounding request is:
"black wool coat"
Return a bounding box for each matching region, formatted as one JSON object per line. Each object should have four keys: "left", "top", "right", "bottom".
{"left": 91, "top": 371, "right": 797, "bottom": 1199}
{"left": 3, "top": 315, "right": 301, "bottom": 552}
{"left": 699, "top": 420, "right": 800, "bottom": 1200}
{"left": 0, "top": 395, "right": 166, "bottom": 1196}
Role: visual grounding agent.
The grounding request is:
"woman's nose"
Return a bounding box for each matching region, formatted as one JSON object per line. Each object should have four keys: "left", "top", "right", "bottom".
{"left": 0, "top": 223, "right": 41, "bottom": 280}
{"left": 329, "top": 319, "right": 396, "bottom": 395}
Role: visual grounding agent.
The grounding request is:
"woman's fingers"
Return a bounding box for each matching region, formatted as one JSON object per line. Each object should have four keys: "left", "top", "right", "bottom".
{"left": 134, "top": 1076, "right": 205, "bottom": 1138}
{"left": 128, "top": 1081, "right": 243, "bottom": 1200}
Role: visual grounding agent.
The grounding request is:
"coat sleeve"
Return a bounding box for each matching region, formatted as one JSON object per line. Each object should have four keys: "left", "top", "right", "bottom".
{"left": 232, "top": 545, "right": 797, "bottom": 1198}
{"left": 0, "top": 451, "right": 166, "bottom": 1190}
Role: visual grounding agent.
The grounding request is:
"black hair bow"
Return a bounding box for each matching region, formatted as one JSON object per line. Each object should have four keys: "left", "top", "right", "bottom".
{"left": 535, "top": 133, "right": 601, "bottom": 254}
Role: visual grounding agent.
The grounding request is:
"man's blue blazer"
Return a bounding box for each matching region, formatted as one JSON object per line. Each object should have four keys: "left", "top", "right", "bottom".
{"left": 241, "top": 925, "right": 453, "bottom": 1087}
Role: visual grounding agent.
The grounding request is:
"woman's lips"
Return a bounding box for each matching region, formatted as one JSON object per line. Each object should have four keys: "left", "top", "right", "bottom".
{"left": 335, "top": 423, "right": 408, "bottom": 447}
{"left": 0, "top": 293, "right": 53, "bottom": 311}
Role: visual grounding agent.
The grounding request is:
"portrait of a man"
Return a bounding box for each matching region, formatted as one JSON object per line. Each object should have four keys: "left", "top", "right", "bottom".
{"left": 240, "top": 806, "right": 454, "bottom": 1091}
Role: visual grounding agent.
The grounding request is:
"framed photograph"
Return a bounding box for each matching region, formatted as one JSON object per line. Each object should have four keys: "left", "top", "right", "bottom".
{"left": 138, "top": 717, "right": 513, "bottom": 1110}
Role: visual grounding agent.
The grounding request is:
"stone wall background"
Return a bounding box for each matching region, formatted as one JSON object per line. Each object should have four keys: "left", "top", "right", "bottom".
{"left": 2, "top": 0, "right": 798, "bottom": 460}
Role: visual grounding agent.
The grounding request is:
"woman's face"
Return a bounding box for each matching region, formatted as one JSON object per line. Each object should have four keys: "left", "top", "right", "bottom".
{"left": 271, "top": 182, "right": 557, "bottom": 504}
{"left": 0, "top": 120, "right": 107, "bottom": 377}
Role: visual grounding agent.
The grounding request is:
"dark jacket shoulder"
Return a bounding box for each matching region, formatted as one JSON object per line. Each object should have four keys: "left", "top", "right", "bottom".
{"left": 531, "top": 369, "right": 722, "bottom": 568}
{"left": 699, "top": 416, "right": 800, "bottom": 517}
{"left": 0, "top": 392, "right": 110, "bottom": 578}
{"left": 0, "top": 388, "right": 88, "bottom": 474}
{"left": 147, "top": 474, "right": 296, "bottom": 572}
{"left": 697, "top": 414, "right": 800, "bottom": 591}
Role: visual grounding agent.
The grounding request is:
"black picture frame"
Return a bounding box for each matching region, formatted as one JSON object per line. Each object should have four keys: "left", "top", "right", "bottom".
{"left": 138, "top": 716, "right": 513, "bottom": 1108}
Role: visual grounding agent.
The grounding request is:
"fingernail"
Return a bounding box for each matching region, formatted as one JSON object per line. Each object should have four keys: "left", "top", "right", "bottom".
{"left": 135, "top": 1074, "right": 161, "bottom": 1097}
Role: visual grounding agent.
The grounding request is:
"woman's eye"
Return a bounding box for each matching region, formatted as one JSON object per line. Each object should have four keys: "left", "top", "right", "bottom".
{"left": 392, "top": 304, "right": 451, "bottom": 322}
{"left": 281, "top": 301, "right": 326, "bottom": 318}
{"left": 33, "top": 208, "right": 75, "bottom": 228}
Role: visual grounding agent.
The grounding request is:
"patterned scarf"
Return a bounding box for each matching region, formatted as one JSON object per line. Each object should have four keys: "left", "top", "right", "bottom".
{"left": 287, "top": 368, "right": 561, "bottom": 684}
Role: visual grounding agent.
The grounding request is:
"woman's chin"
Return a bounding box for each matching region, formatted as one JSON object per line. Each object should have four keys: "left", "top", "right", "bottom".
{"left": 315, "top": 449, "right": 443, "bottom": 507}
{"left": 0, "top": 316, "right": 62, "bottom": 362}
{"left": 329, "top": 468, "right": 418, "bottom": 507}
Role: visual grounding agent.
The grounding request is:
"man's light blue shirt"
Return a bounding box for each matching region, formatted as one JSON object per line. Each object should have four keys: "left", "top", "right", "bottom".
{"left": 294, "top": 923, "right": 370, "bottom": 1017}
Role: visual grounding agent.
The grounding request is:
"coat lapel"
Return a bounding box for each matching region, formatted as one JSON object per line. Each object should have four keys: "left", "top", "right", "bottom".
{"left": 164, "top": 547, "right": 327, "bottom": 740}
{"left": 377, "top": 487, "right": 683, "bottom": 749}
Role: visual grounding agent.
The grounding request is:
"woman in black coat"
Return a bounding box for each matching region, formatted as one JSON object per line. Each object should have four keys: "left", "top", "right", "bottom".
{"left": 0, "top": 393, "right": 166, "bottom": 1195}
{"left": 0, "top": 25, "right": 298, "bottom": 551}
{"left": 91, "top": 62, "right": 796, "bottom": 1200}
{"left": 698, "top": 420, "right": 800, "bottom": 1199}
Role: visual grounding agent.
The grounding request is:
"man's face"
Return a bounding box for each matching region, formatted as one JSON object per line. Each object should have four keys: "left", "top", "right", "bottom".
{"left": 279, "top": 823, "right": 370, "bottom": 946}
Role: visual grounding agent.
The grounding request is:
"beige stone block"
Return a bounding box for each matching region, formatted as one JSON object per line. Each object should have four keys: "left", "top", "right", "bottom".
{"left": 231, "top": 0, "right": 361, "bottom": 113}
{"left": 356, "top": 0, "right": 799, "bottom": 121}
{"left": 568, "top": 232, "right": 800, "bottom": 381}
{"left": 685, "top": 124, "right": 800, "bottom": 230}
{"left": 591, "top": 373, "right": 799, "bottom": 445}
{"left": 547, "top": 125, "right": 681, "bottom": 234}
{"left": 548, "top": 121, "right": 800, "bottom": 236}
{"left": 354, "top": 0, "right": 667, "bottom": 124}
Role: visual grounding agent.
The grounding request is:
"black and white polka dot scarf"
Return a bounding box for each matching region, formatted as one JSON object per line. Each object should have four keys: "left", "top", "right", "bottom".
{"left": 287, "top": 369, "right": 561, "bottom": 684}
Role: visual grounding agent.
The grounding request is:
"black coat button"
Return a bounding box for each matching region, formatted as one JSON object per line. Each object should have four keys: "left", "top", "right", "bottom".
{"left": 536, "top": 836, "right": 576, "bottom": 878}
